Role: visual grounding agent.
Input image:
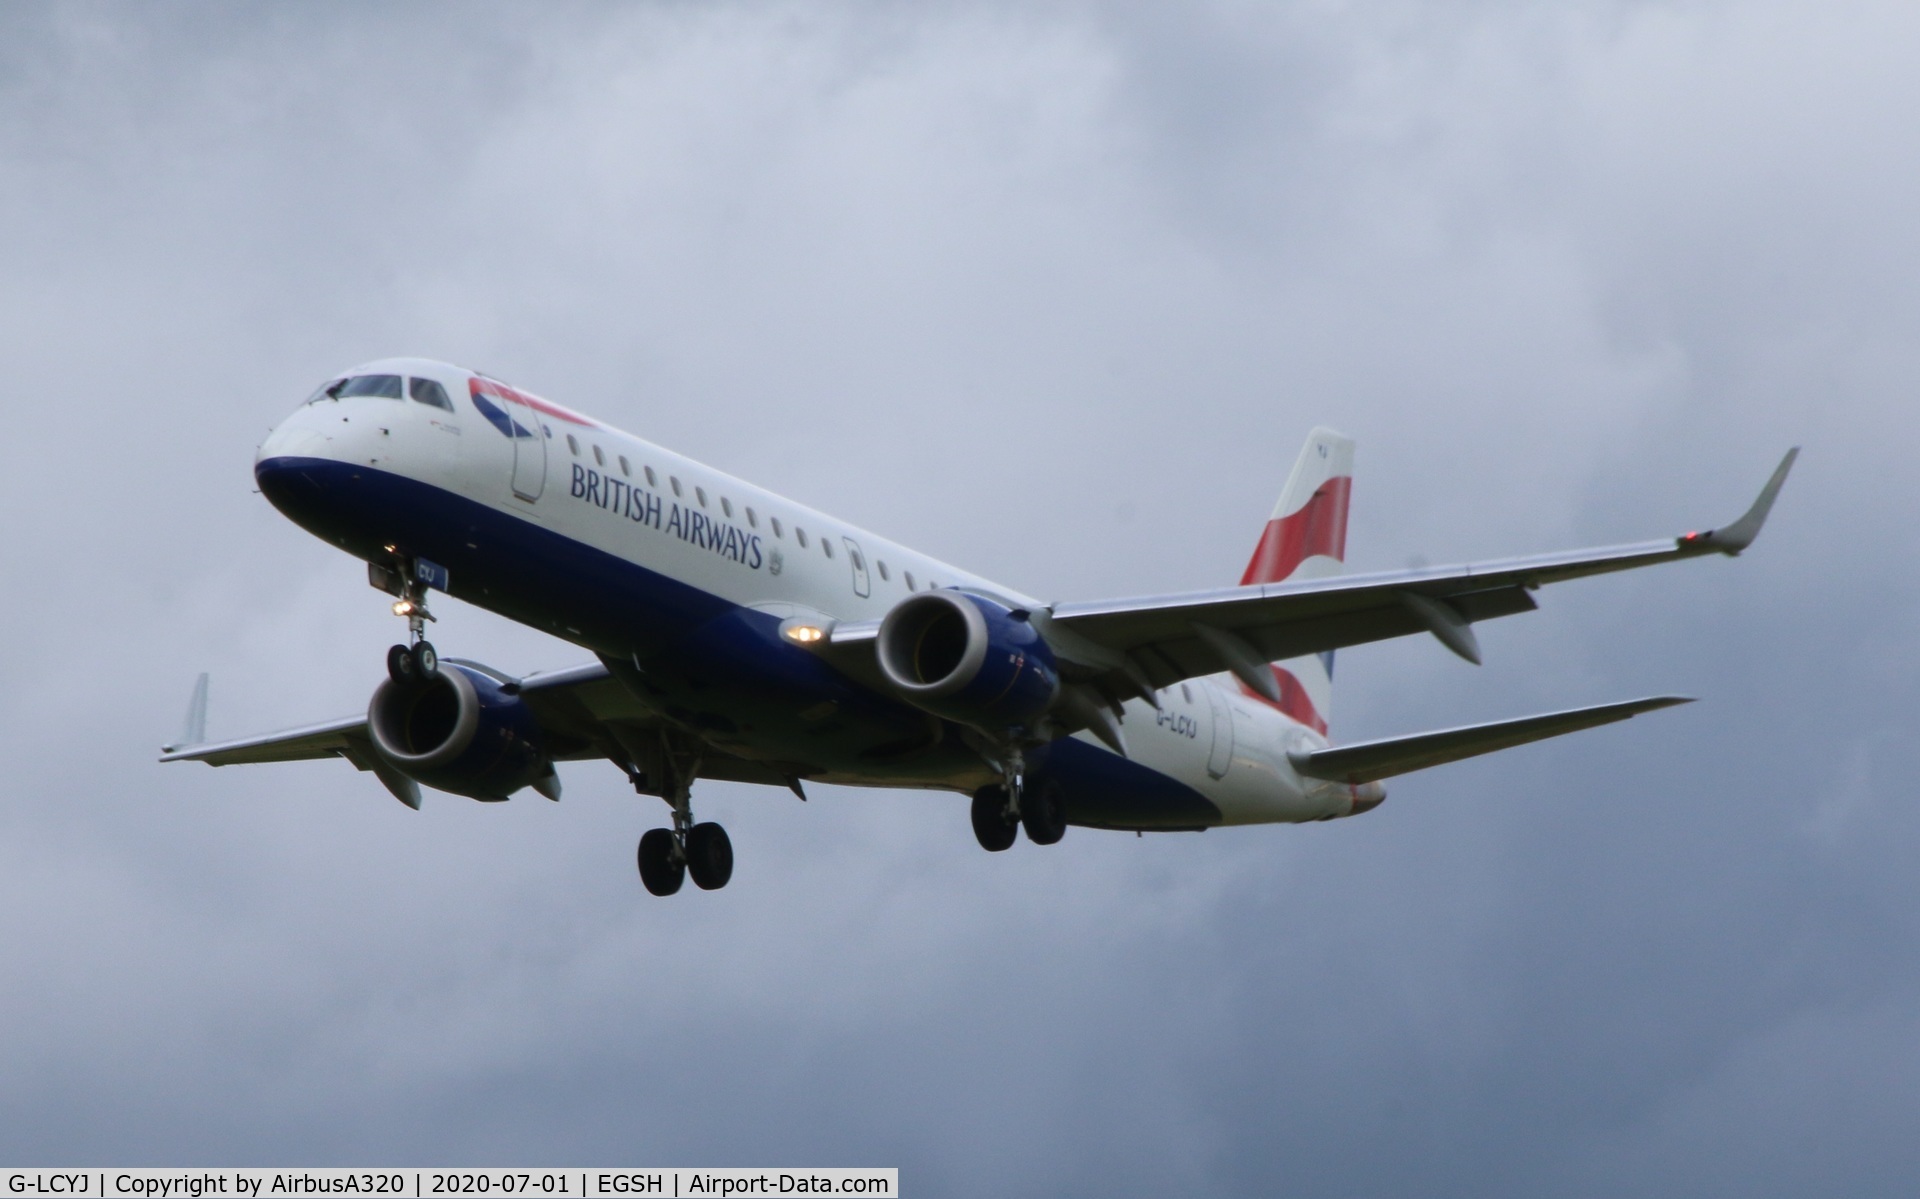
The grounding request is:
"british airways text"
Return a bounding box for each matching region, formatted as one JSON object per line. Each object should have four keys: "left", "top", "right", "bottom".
{"left": 571, "top": 464, "right": 763, "bottom": 569}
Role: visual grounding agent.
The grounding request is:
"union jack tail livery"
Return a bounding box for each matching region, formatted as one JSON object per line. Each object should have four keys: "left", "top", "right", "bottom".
{"left": 1238, "top": 427, "right": 1355, "bottom": 735}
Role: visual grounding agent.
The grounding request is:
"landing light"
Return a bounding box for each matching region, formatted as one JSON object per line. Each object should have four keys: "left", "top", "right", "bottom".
{"left": 393, "top": 600, "right": 417, "bottom": 617}
{"left": 784, "top": 625, "right": 826, "bottom": 644}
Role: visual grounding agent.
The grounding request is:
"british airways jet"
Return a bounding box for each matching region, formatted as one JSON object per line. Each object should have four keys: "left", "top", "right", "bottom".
{"left": 162, "top": 359, "right": 1796, "bottom": 896}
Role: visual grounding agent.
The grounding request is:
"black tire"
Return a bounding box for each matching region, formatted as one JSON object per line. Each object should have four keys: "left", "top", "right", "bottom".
{"left": 970, "top": 786, "right": 1019, "bottom": 852}
{"left": 637, "top": 828, "right": 684, "bottom": 896}
{"left": 386, "top": 643, "right": 417, "bottom": 685}
{"left": 1021, "top": 780, "right": 1067, "bottom": 846}
{"left": 413, "top": 640, "right": 439, "bottom": 679}
{"left": 685, "top": 822, "right": 734, "bottom": 890}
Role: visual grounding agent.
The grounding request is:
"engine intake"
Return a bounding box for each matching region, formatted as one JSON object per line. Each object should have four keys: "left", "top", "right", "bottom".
{"left": 368, "top": 664, "right": 550, "bottom": 800}
{"left": 877, "top": 591, "right": 1059, "bottom": 732}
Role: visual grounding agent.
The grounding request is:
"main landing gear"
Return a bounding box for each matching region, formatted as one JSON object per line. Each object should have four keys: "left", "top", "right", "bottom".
{"left": 969, "top": 752, "right": 1067, "bottom": 853}
{"left": 632, "top": 736, "right": 733, "bottom": 896}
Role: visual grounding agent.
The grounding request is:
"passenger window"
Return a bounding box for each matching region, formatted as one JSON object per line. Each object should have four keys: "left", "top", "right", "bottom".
{"left": 645, "top": 466, "right": 658, "bottom": 487}
{"left": 850, "top": 550, "right": 864, "bottom": 571}
{"left": 745, "top": 507, "right": 757, "bottom": 528}
{"left": 618, "top": 455, "right": 631, "bottom": 476}
{"left": 593, "top": 444, "right": 605, "bottom": 466}
{"left": 876, "top": 560, "right": 889, "bottom": 581}
{"left": 1181, "top": 684, "right": 1193, "bottom": 703}
{"left": 408, "top": 377, "right": 454, "bottom": 411}
{"left": 566, "top": 434, "right": 580, "bottom": 456}
{"left": 721, "top": 497, "right": 733, "bottom": 518}
{"left": 337, "top": 374, "right": 403, "bottom": 399}
{"left": 671, "top": 477, "right": 683, "bottom": 497}
{"left": 771, "top": 517, "right": 784, "bottom": 538}
{"left": 796, "top": 528, "right": 808, "bottom": 548}
{"left": 904, "top": 571, "right": 916, "bottom": 591}
{"left": 823, "top": 540, "right": 834, "bottom": 559}
{"left": 696, "top": 486, "right": 708, "bottom": 508}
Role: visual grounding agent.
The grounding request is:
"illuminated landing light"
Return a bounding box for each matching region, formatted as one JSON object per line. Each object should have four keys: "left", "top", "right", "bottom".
{"left": 784, "top": 624, "right": 826, "bottom": 645}
{"left": 393, "top": 600, "right": 417, "bottom": 617}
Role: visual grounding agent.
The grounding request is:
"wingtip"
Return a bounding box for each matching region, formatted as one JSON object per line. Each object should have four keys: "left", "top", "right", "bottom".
{"left": 163, "top": 672, "right": 212, "bottom": 760}
{"left": 1692, "top": 446, "right": 1798, "bottom": 556}
{"left": 1643, "top": 695, "right": 1696, "bottom": 710}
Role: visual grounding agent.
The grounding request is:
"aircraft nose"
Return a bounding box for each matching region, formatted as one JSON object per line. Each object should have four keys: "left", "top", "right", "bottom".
{"left": 257, "top": 404, "right": 333, "bottom": 466}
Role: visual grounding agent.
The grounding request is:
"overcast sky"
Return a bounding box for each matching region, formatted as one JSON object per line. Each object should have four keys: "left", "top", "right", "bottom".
{"left": 2, "top": 2, "right": 1916, "bottom": 1193}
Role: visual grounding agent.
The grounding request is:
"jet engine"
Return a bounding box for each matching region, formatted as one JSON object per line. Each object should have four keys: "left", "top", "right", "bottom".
{"left": 876, "top": 591, "right": 1059, "bottom": 732}
{"left": 367, "top": 663, "right": 552, "bottom": 800}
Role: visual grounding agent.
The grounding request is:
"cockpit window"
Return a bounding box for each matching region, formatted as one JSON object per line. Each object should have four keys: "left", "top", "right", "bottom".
{"left": 336, "top": 374, "right": 403, "bottom": 399}
{"left": 303, "top": 378, "right": 345, "bottom": 404}
{"left": 408, "top": 377, "right": 454, "bottom": 411}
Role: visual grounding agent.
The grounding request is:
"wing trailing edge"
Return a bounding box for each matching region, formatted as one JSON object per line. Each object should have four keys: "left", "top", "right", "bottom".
{"left": 1287, "top": 696, "right": 1694, "bottom": 785}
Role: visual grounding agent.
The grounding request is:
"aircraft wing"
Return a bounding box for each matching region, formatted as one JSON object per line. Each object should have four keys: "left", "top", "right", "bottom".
{"left": 159, "top": 658, "right": 789, "bottom": 805}
{"left": 156, "top": 660, "right": 630, "bottom": 769}
{"left": 160, "top": 713, "right": 371, "bottom": 767}
{"left": 1288, "top": 695, "right": 1692, "bottom": 785}
{"left": 1027, "top": 448, "right": 1797, "bottom": 701}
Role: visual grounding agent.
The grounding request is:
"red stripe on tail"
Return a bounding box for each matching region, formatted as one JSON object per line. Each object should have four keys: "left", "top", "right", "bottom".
{"left": 1240, "top": 476, "right": 1351, "bottom": 585}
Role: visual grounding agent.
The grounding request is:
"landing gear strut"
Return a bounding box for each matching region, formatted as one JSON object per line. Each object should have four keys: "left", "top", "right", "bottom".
{"left": 382, "top": 560, "right": 439, "bottom": 686}
{"left": 632, "top": 733, "right": 733, "bottom": 896}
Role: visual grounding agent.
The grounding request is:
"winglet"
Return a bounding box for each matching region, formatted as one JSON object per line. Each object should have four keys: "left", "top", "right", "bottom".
{"left": 162, "top": 673, "right": 210, "bottom": 754}
{"left": 1689, "top": 447, "right": 1798, "bottom": 556}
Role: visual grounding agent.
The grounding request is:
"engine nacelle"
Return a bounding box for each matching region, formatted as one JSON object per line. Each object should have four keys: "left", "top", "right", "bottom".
{"left": 876, "top": 591, "right": 1059, "bottom": 732}
{"left": 368, "top": 663, "right": 550, "bottom": 800}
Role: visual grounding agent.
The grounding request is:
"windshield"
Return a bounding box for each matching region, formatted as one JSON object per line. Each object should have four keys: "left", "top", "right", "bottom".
{"left": 335, "top": 374, "right": 404, "bottom": 399}
{"left": 302, "top": 378, "right": 344, "bottom": 405}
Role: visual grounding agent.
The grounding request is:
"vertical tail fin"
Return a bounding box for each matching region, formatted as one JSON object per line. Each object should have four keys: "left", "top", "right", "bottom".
{"left": 1237, "top": 428, "right": 1354, "bottom": 734}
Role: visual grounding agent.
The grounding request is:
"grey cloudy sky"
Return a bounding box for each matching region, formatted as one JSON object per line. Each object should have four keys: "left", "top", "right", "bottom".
{"left": 1, "top": 1, "right": 1916, "bottom": 1192}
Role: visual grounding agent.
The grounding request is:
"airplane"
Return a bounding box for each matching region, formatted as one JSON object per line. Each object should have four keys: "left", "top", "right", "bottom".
{"left": 161, "top": 358, "right": 1797, "bottom": 896}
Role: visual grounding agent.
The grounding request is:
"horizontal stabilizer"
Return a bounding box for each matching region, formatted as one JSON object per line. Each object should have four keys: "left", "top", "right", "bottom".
{"left": 1288, "top": 695, "right": 1693, "bottom": 785}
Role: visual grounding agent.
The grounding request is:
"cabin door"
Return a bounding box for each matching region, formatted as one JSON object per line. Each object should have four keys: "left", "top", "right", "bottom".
{"left": 505, "top": 396, "right": 546, "bottom": 502}
{"left": 843, "top": 537, "right": 872, "bottom": 598}
{"left": 1205, "top": 683, "right": 1234, "bottom": 779}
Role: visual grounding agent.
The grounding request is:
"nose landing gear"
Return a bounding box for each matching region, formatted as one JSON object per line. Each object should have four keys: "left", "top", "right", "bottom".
{"left": 379, "top": 561, "right": 439, "bottom": 686}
